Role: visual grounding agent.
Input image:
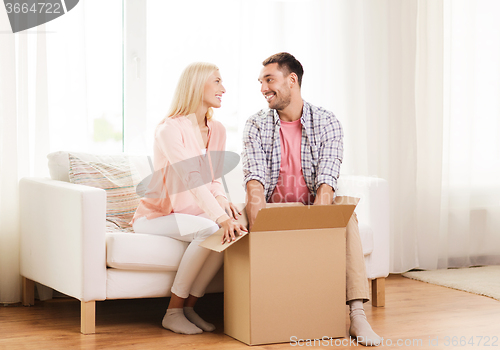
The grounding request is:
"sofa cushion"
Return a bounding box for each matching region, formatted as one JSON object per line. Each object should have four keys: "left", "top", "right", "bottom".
{"left": 106, "top": 232, "right": 189, "bottom": 271}
{"left": 105, "top": 267, "right": 224, "bottom": 299}
{"left": 47, "top": 151, "right": 152, "bottom": 183}
{"left": 68, "top": 154, "right": 141, "bottom": 229}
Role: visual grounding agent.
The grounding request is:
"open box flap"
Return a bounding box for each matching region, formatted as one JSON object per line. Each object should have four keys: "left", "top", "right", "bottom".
{"left": 200, "top": 196, "right": 359, "bottom": 252}
{"left": 251, "top": 202, "right": 357, "bottom": 232}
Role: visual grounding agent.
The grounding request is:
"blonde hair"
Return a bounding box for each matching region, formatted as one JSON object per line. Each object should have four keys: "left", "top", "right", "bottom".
{"left": 162, "top": 62, "right": 219, "bottom": 123}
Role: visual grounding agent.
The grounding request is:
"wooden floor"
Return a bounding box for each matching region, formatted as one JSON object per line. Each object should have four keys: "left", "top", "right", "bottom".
{"left": 1, "top": 274, "right": 499, "bottom": 349}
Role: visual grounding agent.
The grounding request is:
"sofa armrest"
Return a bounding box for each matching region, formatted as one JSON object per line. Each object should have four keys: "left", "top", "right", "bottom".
{"left": 20, "top": 177, "right": 107, "bottom": 302}
{"left": 336, "top": 175, "right": 390, "bottom": 279}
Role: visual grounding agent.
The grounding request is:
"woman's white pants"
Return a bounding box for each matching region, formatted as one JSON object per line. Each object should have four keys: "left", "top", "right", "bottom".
{"left": 133, "top": 213, "right": 222, "bottom": 299}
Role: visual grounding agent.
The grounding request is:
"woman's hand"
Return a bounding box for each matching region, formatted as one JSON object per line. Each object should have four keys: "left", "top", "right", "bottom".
{"left": 219, "top": 218, "right": 248, "bottom": 244}
{"left": 216, "top": 196, "right": 242, "bottom": 220}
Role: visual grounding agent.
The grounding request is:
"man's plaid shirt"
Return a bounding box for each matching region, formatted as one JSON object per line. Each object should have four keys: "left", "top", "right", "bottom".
{"left": 242, "top": 100, "right": 344, "bottom": 202}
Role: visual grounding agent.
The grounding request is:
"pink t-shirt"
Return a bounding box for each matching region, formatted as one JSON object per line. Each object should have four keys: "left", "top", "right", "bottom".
{"left": 269, "top": 119, "right": 313, "bottom": 204}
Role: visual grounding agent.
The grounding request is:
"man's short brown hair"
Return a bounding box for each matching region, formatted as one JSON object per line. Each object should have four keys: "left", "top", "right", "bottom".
{"left": 262, "top": 52, "right": 304, "bottom": 87}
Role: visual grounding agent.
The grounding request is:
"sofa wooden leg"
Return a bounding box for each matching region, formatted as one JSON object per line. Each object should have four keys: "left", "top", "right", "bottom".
{"left": 371, "top": 277, "right": 385, "bottom": 307}
{"left": 22, "top": 277, "right": 35, "bottom": 306}
{"left": 81, "top": 301, "right": 96, "bottom": 334}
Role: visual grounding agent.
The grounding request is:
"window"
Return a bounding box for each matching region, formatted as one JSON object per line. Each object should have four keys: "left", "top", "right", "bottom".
{"left": 44, "top": 0, "right": 123, "bottom": 153}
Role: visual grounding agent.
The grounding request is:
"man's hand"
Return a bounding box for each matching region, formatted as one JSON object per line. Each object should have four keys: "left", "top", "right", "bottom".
{"left": 313, "top": 184, "right": 334, "bottom": 205}
{"left": 245, "top": 180, "right": 266, "bottom": 231}
{"left": 216, "top": 195, "right": 242, "bottom": 220}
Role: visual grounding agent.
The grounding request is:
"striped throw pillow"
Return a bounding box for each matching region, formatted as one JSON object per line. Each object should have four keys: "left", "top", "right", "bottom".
{"left": 68, "top": 154, "right": 141, "bottom": 229}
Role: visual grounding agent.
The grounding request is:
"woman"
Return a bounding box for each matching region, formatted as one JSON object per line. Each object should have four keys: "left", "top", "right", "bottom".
{"left": 131, "top": 62, "right": 247, "bottom": 335}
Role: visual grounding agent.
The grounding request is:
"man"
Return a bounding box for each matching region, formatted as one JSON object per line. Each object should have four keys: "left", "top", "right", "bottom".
{"left": 242, "top": 52, "right": 382, "bottom": 347}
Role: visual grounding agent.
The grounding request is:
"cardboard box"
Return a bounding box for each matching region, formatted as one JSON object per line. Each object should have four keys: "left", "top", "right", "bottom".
{"left": 201, "top": 197, "right": 359, "bottom": 346}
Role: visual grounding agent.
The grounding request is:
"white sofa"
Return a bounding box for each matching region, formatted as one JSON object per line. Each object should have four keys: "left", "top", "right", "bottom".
{"left": 20, "top": 151, "right": 390, "bottom": 334}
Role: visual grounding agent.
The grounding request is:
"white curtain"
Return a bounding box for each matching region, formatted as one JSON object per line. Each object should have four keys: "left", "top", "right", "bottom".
{"left": 0, "top": 12, "right": 50, "bottom": 303}
{"left": 0, "top": 9, "right": 20, "bottom": 304}
{"left": 441, "top": 0, "right": 500, "bottom": 268}
{"left": 336, "top": 0, "right": 500, "bottom": 271}
{"left": 0, "top": 2, "right": 94, "bottom": 303}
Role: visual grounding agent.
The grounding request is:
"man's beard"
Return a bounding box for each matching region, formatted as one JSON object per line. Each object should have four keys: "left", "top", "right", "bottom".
{"left": 269, "top": 86, "right": 292, "bottom": 111}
